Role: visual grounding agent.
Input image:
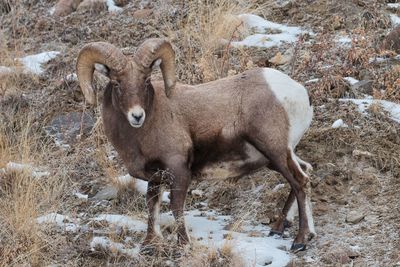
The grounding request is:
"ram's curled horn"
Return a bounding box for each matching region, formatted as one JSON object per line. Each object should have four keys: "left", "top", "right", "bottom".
{"left": 77, "top": 42, "right": 128, "bottom": 105}
{"left": 134, "top": 38, "right": 176, "bottom": 97}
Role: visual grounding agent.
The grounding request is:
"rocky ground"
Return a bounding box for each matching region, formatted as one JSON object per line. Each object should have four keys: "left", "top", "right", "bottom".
{"left": 0, "top": 0, "right": 399, "bottom": 266}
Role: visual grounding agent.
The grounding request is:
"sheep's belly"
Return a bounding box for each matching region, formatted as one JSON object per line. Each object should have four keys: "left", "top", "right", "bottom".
{"left": 195, "top": 142, "right": 267, "bottom": 180}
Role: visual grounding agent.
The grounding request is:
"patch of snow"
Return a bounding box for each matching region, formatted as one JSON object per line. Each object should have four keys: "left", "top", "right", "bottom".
{"left": 232, "top": 14, "right": 311, "bottom": 48}
{"left": 5, "top": 161, "right": 49, "bottom": 178}
{"left": 388, "top": 3, "right": 400, "bottom": 9}
{"left": 331, "top": 119, "right": 348, "bottom": 129}
{"left": 160, "top": 210, "right": 292, "bottom": 267}
{"left": 0, "top": 66, "right": 15, "bottom": 77}
{"left": 321, "top": 64, "right": 334, "bottom": 70}
{"left": 93, "top": 214, "right": 147, "bottom": 232}
{"left": 106, "top": 0, "right": 123, "bottom": 13}
{"left": 17, "top": 51, "right": 60, "bottom": 75}
{"left": 272, "top": 183, "right": 285, "bottom": 192}
{"left": 343, "top": 77, "right": 359, "bottom": 85}
{"left": 390, "top": 14, "right": 400, "bottom": 25}
{"left": 116, "top": 174, "right": 170, "bottom": 203}
{"left": 305, "top": 78, "right": 320, "bottom": 84}
{"left": 116, "top": 174, "right": 134, "bottom": 186}
{"left": 340, "top": 98, "right": 400, "bottom": 123}
{"left": 37, "top": 213, "right": 79, "bottom": 232}
{"left": 64, "top": 73, "right": 77, "bottom": 82}
{"left": 90, "top": 236, "right": 140, "bottom": 257}
{"left": 74, "top": 192, "right": 88, "bottom": 200}
{"left": 335, "top": 35, "right": 352, "bottom": 45}
{"left": 49, "top": 6, "right": 55, "bottom": 15}
{"left": 369, "top": 54, "right": 400, "bottom": 63}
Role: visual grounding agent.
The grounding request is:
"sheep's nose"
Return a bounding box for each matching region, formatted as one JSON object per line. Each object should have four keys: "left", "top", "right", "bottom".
{"left": 133, "top": 113, "right": 143, "bottom": 121}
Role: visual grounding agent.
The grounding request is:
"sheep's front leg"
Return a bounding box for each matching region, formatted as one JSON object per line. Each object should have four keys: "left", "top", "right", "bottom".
{"left": 166, "top": 155, "right": 191, "bottom": 245}
{"left": 143, "top": 180, "right": 163, "bottom": 246}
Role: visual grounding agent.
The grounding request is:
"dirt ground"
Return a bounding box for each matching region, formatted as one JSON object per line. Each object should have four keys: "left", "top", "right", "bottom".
{"left": 1, "top": 0, "right": 399, "bottom": 266}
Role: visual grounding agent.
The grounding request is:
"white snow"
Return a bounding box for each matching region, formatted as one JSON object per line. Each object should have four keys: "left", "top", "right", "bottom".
{"left": 106, "top": 0, "right": 123, "bottom": 13}
{"left": 74, "top": 192, "right": 88, "bottom": 200}
{"left": 335, "top": 35, "right": 352, "bottom": 45}
{"left": 0, "top": 66, "right": 15, "bottom": 76}
{"left": 390, "top": 14, "right": 400, "bottom": 25}
{"left": 305, "top": 78, "right": 320, "bottom": 84}
{"left": 331, "top": 119, "right": 348, "bottom": 129}
{"left": 340, "top": 98, "right": 400, "bottom": 123}
{"left": 93, "top": 214, "right": 147, "bottom": 232}
{"left": 5, "top": 161, "right": 50, "bottom": 178}
{"left": 369, "top": 54, "right": 400, "bottom": 63}
{"left": 159, "top": 210, "right": 292, "bottom": 267}
{"left": 64, "top": 73, "right": 77, "bottom": 82}
{"left": 116, "top": 174, "right": 170, "bottom": 202}
{"left": 232, "top": 14, "right": 310, "bottom": 48}
{"left": 90, "top": 236, "right": 140, "bottom": 257}
{"left": 388, "top": 3, "right": 400, "bottom": 9}
{"left": 17, "top": 51, "right": 60, "bottom": 75}
{"left": 37, "top": 213, "right": 79, "bottom": 232}
{"left": 343, "top": 77, "right": 359, "bottom": 85}
{"left": 49, "top": 6, "right": 55, "bottom": 15}
{"left": 272, "top": 183, "right": 285, "bottom": 192}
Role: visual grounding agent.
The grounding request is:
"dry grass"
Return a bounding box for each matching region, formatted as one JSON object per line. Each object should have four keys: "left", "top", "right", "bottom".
{"left": 158, "top": 0, "right": 260, "bottom": 83}
{"left": 0, "top": 110, "right": 67, "bottom": 266}
{"left": 1, "top": 0, "right": 400, "bottom": 266}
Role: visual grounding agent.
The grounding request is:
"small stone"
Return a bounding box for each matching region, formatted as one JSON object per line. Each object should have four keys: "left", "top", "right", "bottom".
{"left": 352, "top": 149, "right": 374, "bottom": 158}
{"left": 92, "top": 185, "right": 118, "bottom": 200}
{"left": 382, "top": 26, "right": 400, "bottom": 53}
{"left": 191, "top": 189, "right": 203, "bottom": 197}
{"left": 352, "top": 80, "right": 373, "bottom": 95}
{"left": 346, "top": 211, "right": 365, "bottom": 224}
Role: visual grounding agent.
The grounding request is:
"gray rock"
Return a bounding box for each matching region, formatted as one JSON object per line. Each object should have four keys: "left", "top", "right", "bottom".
{"left": 351, "top": 80, "right": 373, "bottom": 95}
{"left": 45, "top": 112, "right": 95, "bottom": 147}
{"left": 92, "top": 185, "right": 118, "bottom": 201}
{"left": 346, "top": 210, "right": 365, "bottom": 224}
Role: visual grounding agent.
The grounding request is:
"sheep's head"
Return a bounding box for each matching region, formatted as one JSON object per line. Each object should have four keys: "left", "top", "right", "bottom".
{"left": 76, "top": 38, "right": 176, "bottom": 128}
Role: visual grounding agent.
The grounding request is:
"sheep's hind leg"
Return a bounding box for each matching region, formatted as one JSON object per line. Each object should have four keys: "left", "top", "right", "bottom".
{"left": 269, "top": 189, "right": 296, "bottom": 236}
{"left": 247, "top": 135, "right": 311, "bottom": 251}
{"left": 295, "top": 154, "right": 313, "bottom": 174}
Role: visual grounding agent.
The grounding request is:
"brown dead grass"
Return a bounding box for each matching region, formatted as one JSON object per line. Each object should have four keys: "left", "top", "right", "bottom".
{"left": 0, "top": 110, "right": 67, "bottom": 266}
{"left": 159, "top": 0, "right": 260, "bottom": 83}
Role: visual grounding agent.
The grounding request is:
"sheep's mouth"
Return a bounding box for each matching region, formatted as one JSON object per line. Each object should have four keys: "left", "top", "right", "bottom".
{"left": 129, "top": 121, "right": 143, "bottom": 128}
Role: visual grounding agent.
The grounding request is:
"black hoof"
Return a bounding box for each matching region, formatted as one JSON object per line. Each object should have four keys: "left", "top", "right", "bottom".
{"left": 268, "top": 230, "right": 283, "bottom": 237}
{"left": 290, "top": 243, "right": 306, "bottom": 252}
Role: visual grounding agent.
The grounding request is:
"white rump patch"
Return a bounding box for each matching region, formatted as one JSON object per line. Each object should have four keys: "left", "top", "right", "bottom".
{"left": 262, "top": 68, "right": 313, "bottom": 150}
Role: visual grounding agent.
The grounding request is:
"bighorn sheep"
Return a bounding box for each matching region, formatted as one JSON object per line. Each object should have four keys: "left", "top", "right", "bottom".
{"left": 77, "top": 38, "right": 315, "bottom": 251}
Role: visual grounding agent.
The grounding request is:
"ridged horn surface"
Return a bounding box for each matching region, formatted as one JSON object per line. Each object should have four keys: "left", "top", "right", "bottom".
{"left": 76, "top": 42, "right": 127, "bottom": 104}
{"left": 134, "top": 38, "right": 176, "bottom": 97}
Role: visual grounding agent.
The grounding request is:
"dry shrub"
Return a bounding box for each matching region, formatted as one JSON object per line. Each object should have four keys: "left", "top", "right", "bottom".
{"left": 374, "top": 65, "right": 400, "bottom": 100}
{"left": 312, "top": 75, "right": 351, "bottom": 100}
{"left": 0, "top": 109, "right": 66, "bottom": 266}
{"left": 158, "top": 0, "right": 260, "bottom": 83}
{"left": 346, "top": 29, "right": 376, "bottom": 66}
